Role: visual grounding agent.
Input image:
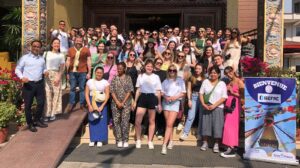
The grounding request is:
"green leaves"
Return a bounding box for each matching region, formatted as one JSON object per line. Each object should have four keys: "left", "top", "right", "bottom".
{"left": 0, "top": 7, "right": 21, "bottom": 62}
{"left": 0, "top": 102, "right": 17, "bottom": 128}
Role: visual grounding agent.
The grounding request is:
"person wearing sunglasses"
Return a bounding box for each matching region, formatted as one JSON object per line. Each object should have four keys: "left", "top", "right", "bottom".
{"left": 106, "top": 36, "right": 121, "bottom": 60}
{"left": 132, "top": 30, "right": 144, "bottom": 55}
{"left": 157, "top": 36, "right": 169, "bottom": 54}
{"left": 161, "top": 49, "right": 174, "bottom": 71}
{"left": 118, "top": 40, "right": 134, "bottom": 63}
{"left": 153, "top": 58, "right": 167, "bottom": 140}
{"left": 88, "top": 35, "right": 98, "bottom": 55}
{"left": 125, "top": 50, "right": 139, "bottom": 90}
{"left": 223, "top": 28, "right": 241, "bottom": 74}
{"left": 151, "top": 30, "right": 160, "bottom": 49}
{"left": 103, "top": 52, "right": 117, "bottom": 84}
{"left": 221, "top": 66, "right": 244, "bottom": 158}
{"left": 161, "top": 64, "right": 186, "bottom": 154}
{"left": 132, "top": 60, "right": 162, "bottom": 149}
{"left": 180, "top": 63, "right": 205, "bottom": 141}
{"left": 192, "top": 27, "right": 206, "bottom": 56}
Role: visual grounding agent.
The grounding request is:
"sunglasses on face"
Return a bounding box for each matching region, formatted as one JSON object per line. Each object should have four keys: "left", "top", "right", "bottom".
{"left": 107, "top": 56, "right": 114, "bottom": 60}
{"left": 163, "top": 38, "right": 168, "bottom": 41}
{"left": 167, "top": 31, "right": 173, "bottom": 33}
{"left": 111, "top": 39, "right": 116, "bottom": 42}
{"left": 145, "top": 32, "right": 150, "bottom": 35}
{"left": 153, "top": 33, "right": 157, "bottom": 35}
{"left": 165, "top": 52, "right": 171, "bottom": 55}
{"left": 155, "top": 62, "right": 163, "bottom": 65}
{"left": 129, "top": 53, "right": 135, "bottom": 56}
{"left": 168, "top": 69, "right": 177, "bottom": 73}
{"left": 178, "top": 55, "right": 185, "bottom": 58}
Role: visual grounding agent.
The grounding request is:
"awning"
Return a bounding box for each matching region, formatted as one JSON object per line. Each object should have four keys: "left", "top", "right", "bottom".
{"left": 284, "top": 40, "right": 300, "bottom": 53}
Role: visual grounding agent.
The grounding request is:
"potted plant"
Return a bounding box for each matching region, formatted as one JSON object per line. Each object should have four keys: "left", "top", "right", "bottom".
{"left": 15, "top": 110, "right": 26, "bottom": 131}
{"left": 0, "top": 102, "right": 17, "bottom": 143}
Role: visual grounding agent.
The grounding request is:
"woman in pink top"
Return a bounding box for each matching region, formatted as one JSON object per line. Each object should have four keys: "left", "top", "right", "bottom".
{"left": 103, "top": 52, "right": 117, "bottom": 83}
{"left": 221, "top": 66, "right": 244, "bottom": 158}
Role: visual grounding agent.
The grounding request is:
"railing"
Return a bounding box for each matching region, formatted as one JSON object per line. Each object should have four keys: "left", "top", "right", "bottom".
{"left": 241, "top": 28, "right": 258, "bottom": 40}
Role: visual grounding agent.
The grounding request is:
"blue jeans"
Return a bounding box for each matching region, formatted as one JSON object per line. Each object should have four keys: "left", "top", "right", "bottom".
{"left": 69, "top": 72, "right": 87, "bottom": 105}
{"left": 183, "top": 93, "right": 202, "bottom": 136}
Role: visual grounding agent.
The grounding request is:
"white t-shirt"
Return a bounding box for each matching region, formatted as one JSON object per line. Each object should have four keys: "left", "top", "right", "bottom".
{"left": 162, "top": 77, "right": 186, "bottom": 97}
{"left": 52, "top": 30, "right": 69, "bottom": 53}
{"left": 86, "top": 79, "right": 109, "bottom": 96}
{"left": 199, "top": 79, "right": 228, "bottom": 108}
{"left": 185, "top": 53, "right": 196, "bottom": 66}
{"left": 43, "top": 51, "right": 65, "bottom": 71}
{"left": 136, "top": 73, "right": 162, "bottom": 93}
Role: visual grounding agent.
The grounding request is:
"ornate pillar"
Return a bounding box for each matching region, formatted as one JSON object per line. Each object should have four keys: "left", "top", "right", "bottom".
{"left": 262, "top": 0, "right": 284, "bottom": 67}
{"left": 22, "top": 0, "right": 47, "bottom": 54}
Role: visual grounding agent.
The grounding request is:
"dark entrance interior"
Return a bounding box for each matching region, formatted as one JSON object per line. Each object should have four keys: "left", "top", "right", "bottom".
{"left": 126, "top": 13, "right": 181, "bottom": 31}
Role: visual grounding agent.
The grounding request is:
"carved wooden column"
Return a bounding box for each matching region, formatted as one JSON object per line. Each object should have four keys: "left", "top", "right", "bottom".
{"left": 22, "top": 0, "right": 47, "bottom": 54}
{"left": 261, "top": 0, "right": 284, "bottom": 67}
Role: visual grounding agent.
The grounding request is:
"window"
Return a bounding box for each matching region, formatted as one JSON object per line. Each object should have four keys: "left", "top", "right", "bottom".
{"left": 296, "top": 65, "right": 300, "bottom": 72}
{"left": 296, "top": 27, "right": 300, "bottom": 36}
{"left": 284, "top": 28, "right": 286, "bottom": 39}
{"left": 295, "top": 2, "right": 300, "bottom": 13}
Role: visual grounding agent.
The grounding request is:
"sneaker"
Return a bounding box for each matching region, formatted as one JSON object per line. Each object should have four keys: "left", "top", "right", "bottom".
{"left": 177, "top": 123, "right": 184, "bottom": 131}
{"left": 213, "top": 143, "right": 219, "bottom": 153}
{"left": 117, "top": 141, "right": 123, "bottom": 148}
{"left": 89, "top": 142, "right": 95, "bottom": 147}
{"left": 136, "top": 140, "right": 141, "bottom": 149}
{"left": 200, "top": 141, "right": 208, "bottom": 151}
{"left": 96, "top": 142, "right": 102, "bottom": 147}
{"left": 167, "top": 141, "right": 173, "bottom": 149}
{"left": 220, "top": 148, "right": 236, "bottom": 158}
{"left": 161, "top": 144, "right": 167, "bottom": 155}
{"left": 49, "top": 115, "right": 56, "bottom": 121}
{"left": 123, "top": 142, "right": 129, "bottom": 148}
{"left": 157, "top": 135, "right": 163, "bottom": 140}
{"left": 148, "top": 141, "right": 154, "bottom": 149}
{"left": 43, "top": 117, "right": 49, "bottom": 122}
{"left": 179, "top": 134, "right": 188, "bottom": 141}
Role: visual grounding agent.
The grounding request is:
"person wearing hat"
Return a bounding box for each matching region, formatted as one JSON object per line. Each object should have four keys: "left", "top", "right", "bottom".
{"left": 140, "top": 38, "right": 161, "bottom": 62}
{"left": 85, "top": 66, "right": 110, "bottom": 147}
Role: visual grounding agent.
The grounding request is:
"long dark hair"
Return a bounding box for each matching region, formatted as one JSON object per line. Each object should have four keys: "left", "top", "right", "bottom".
{"left": 142, "top": 42, "right": 156, "bottom": 59}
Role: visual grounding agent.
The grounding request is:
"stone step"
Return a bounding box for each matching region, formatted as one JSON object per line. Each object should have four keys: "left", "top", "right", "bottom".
{"left": 76, "top": 124, "right": 198, "bottom": 146}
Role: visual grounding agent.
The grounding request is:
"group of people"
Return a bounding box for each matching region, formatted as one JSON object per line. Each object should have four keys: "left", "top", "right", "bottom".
{"left": 16, "top": 20, "right": 251, "bottom": 158}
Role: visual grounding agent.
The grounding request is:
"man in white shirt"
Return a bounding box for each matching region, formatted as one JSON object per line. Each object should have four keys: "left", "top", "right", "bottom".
{"left": 51, "top": 20, "right": 69, "bottom": 54}
{"left": 15, "top": 40, "right": 49, "bottom": 132}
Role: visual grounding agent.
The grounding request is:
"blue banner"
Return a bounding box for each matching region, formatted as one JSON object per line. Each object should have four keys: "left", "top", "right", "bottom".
{"left": 244, "top": 78, "right": 298, "bottom": 165}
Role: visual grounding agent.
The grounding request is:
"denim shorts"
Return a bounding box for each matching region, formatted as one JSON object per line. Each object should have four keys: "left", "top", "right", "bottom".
{"left": 162, "top": 99, "right": 180, "bottom": 112}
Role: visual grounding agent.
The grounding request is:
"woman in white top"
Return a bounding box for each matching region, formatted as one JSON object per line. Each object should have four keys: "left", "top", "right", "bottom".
{"left": 223, "top": 28, "right": 241, "bottom": 73}
{"left": 43, "top": 38, "right": 65, "bottom": 121}
{"left": 85, "top": 67, "right": 110, "bottom": 147}
{"left": 161, "top": 64, "right": 186, "bottom": 155}
{"left": 199, "top": 65, "right": 228, "bottom": 153}
{"left": 132, "top": 60, "right": 162, "bottom": 149}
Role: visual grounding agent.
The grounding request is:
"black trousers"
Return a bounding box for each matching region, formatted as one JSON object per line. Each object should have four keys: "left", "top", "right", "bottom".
{"left": 22, "top": 80, "right": 45, "bottom": 125}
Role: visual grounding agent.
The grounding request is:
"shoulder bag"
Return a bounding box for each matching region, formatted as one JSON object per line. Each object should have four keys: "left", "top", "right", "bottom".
{"left": 203, "top": 81, "right": 219, "bottom": 105}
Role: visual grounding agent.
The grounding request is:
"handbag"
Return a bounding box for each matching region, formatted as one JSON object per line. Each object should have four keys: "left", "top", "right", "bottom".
{"left": 103, "top": 65, "right": 113, "bottom": 80}
{"left": 92, "top": 79, "right": 106, "bottom": 102}
{"left": 224, "top": 98, "right": 236, "bottom": 113}
{"left": 203, "top": 81, "right": 219, "bottom": 104}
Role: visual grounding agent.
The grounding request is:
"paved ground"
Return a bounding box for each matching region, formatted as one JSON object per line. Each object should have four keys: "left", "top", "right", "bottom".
{"left": 59, "top": 144, "right": 300, "bottom": 168}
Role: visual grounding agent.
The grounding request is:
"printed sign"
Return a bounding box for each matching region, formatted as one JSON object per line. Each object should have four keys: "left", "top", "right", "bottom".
{"left": 244, "top": 78, "right": 298, "bottom": 165}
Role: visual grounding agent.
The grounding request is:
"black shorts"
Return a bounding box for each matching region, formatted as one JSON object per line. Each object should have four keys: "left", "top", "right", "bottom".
{"left": 137, "top": 93, "right": 158, "bottom": 109}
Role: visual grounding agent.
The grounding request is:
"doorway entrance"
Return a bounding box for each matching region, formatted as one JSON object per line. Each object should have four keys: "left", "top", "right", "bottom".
{"left": 126, "top": 13, "right": 181, "bottom": 31}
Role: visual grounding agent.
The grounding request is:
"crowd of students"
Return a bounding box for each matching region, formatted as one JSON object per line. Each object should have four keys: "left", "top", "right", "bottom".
{"left": 16, "top": 20, "right": 254, "bottom": 158}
